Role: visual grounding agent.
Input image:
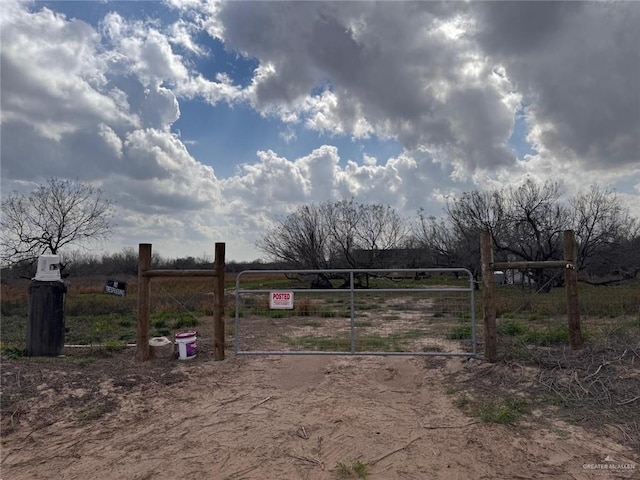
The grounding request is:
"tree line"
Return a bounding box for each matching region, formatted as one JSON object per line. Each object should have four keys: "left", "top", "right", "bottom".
{"left": 0, "top": 247, "right": 276, "bottom": 281}
{"left": 2, "top": 178, "right": 638, "bottom": 285}
{"left": 258, "top": 180, "right": 639, "bottom": 287}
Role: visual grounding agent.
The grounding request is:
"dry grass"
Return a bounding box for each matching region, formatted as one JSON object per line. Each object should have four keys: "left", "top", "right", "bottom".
{"left": 448, "top": 337, "right": 640, "bottom": 449}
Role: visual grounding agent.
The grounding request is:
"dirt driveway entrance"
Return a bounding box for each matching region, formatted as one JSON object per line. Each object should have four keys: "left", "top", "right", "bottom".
{"left": 1, "top": 352, "right": 638, "bottom": 479}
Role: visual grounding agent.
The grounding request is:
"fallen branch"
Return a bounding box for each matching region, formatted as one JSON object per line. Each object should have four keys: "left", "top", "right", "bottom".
{"left": 249, "top": 395, "right": 273, "bottom": 410}
{"left": 583, "top": 362, "right": 610, "bottom": 381}
{"left": 617, "top": 396, "right": 640, "bottom": 406}
{"left": 423, "top": 421, "right": 478, "bottom": 430}
{"left": 287, "top": 452, "right": 324, "bottom": 469}
{"left": 572, "top": 370, "right": 590, "bottom": 396}
{"left": 613, "top": 424, "right": 633, "bottom": 443}
{"left": 370, "top": 436, "right": 422, "bottom": 466}
{"left": 223, "top": 464, "right": 260, "bottom": 479}
{"left": 219, "top": 393, "right": 248, "bottom": 406}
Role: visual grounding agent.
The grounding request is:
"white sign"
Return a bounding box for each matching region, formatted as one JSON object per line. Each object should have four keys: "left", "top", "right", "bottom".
{"left": 270, "top": 291, "right": 294, "bottom": 309}
{"left": 104, "top": 280, "right": 127, "bottom": 297}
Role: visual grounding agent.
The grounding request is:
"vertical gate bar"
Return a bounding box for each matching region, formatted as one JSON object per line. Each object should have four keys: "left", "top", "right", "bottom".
{"left": 350, "top": 271, "right": 355, "bottom": 354}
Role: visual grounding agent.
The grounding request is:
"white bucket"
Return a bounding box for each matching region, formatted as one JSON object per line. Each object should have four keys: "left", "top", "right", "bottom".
{"left": 175, "top": 331, "right": 197, "bottom": 360}
{"left": 34, "top": 255, "right": 61, "bottom": 281}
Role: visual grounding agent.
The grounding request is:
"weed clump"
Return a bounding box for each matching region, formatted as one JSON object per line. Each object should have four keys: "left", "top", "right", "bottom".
{"left": 335, "top": 459, "right": 369, "bottom": 478}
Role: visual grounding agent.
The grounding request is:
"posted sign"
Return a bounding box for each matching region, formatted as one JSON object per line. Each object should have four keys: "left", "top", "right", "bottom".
{"left": 270, "top": 291, "right": 294, "bottom": 309}
{"left": 104, "top": 279, "right": 127, "bottom": 297}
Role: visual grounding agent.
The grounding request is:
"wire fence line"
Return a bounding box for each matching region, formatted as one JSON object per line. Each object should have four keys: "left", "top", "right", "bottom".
{"left": 491, "top": 279, "right": 640, "bottom": 357}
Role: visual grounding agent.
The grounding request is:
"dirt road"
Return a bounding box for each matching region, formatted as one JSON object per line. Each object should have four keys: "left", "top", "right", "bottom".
{"left": 1, "top": 353, "right": 638, "bottom": 479}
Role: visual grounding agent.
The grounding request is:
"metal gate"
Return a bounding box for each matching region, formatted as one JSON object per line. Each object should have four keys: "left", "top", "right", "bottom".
{"left": 234, "top": 268, "right": 476, "bottom": 357}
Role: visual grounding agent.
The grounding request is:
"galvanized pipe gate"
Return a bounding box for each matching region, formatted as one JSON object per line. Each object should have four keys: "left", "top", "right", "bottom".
{"left": 234, "top": 268, "right": 476, "bottom": 357}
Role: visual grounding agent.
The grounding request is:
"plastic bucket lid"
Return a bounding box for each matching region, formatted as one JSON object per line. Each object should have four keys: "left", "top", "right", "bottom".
{"left": 175, "top": 331, "right": 196, "bottom": 339}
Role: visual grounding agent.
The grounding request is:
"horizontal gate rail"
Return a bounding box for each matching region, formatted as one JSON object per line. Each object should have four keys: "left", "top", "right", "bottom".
{"left": 234, "top": 268, "right": 476, "bottom": 357}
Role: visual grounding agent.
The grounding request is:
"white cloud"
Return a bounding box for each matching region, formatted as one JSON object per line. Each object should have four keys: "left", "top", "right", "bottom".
{"left": 1, "top": 0, "right": 638, "bottom": 262}
{"left": 221, "top": 145, "right": 448, "bottom": 218}
{"left": 176, "top": 73, "right": 243, "bottom": 104}
{"left": 224, "top": 149, "right": 315, "bottom": 205}
{"left": 1, "top": 2, "right": 221, "bottom": 246}
{"left": 0, "top": 3, "right": 133, "bottom": 139}
{"left": 211, "top": 2, "right": 519, "bottom": 173}
{"left": 101, "top": 12, "right": 190, "bottom": 87}
{"left": 97, "top": 124, "right": 123, "bottom": 159}
{"left": 168, "top": 18, "right": 207, "bottom": 56}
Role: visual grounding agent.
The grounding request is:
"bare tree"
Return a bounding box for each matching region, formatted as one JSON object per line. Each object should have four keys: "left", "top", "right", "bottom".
{"left": 321, "top": 200, "right": 361, "bottom": 268}
{"left": 257, "top": 200, "right": 410, "bottom": 282}
{"left": 502, "top": 180, "right": 568, "bottom": 289}
{"left": 415, "top": 210, "right": 461, "bottom": 268}
{"left": 415, "top": 180, "right": 639, "bottom": 286}
{"left": 443, "top": 180, "right": 568, "bottom": 290}
{"left": 1, "top": 178, "right": 114, "bottom": 266}
{"left": 444, "top": 189, "right": 507, "bottom": 282}
{"left": 355, "top": 203, "right": 410, "bottom": 268}
{"left": 570, "top": 185, "right": 639, "bottom": 275}
{"left": 502, "top": 181, "right": 566, "bottom": 251}
{"left": 257, "top": 204, "right": 331, "bottom": 270}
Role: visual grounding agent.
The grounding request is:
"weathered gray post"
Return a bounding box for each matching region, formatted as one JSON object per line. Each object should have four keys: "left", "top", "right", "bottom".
{"left": 563, "top": 230, "right": 582, "bottom": 349}
{"left": 480, "top": 232, "right": 497, "bottom": 362}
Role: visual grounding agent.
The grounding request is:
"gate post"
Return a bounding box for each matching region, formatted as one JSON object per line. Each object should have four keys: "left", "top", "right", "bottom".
{"left": 563, "top": 230, "right": 582, "bottom": 349}
{"left": 137, "top": 243, "right": 152, "bottom": 361}
{"left": 481, "top": 232, "right": 497, "bottom": 362}
{"left": 213, "top": 242, "right": 226, "bottom": 361}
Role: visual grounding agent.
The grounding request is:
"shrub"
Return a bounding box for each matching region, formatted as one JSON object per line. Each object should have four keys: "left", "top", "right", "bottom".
{"left": 497, "top": 319, "right": 526, "bottom": 336}
{"left": 475, "top": 397, "right": 529, "bottom": 425}
{"left": 447, "top": 325, "right": 472, "bottom": 339}
{"left": 173, "top": 316, "right": 199, "bottom": 329}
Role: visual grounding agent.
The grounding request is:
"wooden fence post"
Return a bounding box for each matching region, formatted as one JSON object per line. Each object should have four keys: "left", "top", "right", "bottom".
{"left": 137, "top": 243, "right": 152, "bottom": 361}
{"left": 213, "top": 242, "right": 226, "bottom": 361}
{"left": 481, "top": 232, "right": 497, "bottom": 362}
{"left": 564, "top": 230, "right": 582, "bottom": 349}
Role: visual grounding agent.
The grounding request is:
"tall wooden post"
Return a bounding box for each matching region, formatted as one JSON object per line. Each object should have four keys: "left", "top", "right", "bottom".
{"left": 481, "top": 232, "right": 497, "bottom": 362}
{"left": 137, "top": 243, "right": 152, "bottom": 361}
{"left": 213, "top": 242, "right": 226, "bottom": 361}
{"left": 563, "top": 230, "right": 582, "bottom": 349}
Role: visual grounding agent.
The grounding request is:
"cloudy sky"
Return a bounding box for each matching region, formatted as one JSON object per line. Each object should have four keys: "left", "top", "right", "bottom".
{"left": 1, "top": 0, "right": 639, "bottom": 261}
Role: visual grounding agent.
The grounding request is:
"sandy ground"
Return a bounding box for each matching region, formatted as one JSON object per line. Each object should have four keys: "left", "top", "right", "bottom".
{"left": 1, "top": 353, "right": 638, "bottom": 480}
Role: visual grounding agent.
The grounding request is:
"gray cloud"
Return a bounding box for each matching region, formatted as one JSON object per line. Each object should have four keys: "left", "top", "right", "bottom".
{"left": 474, "top": 1, "right": 640, "bottom": 169}
{"left": 214, "top": 1, "right": 639, "bottom": 173}
{"left": 474, "top": 1, "right": 584, "bottom": 56}
{"left": 216, "top": 1, "right": 518, "bottom": 171}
